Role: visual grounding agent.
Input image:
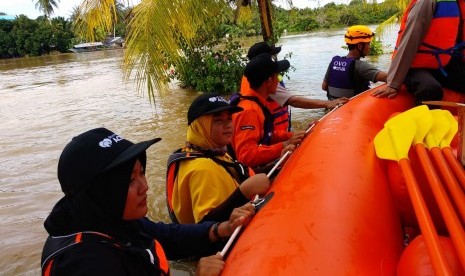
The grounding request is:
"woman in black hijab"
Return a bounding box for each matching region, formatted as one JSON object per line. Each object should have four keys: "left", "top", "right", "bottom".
{"left": 41, "top": 128, "right": 254, "bottom": 276}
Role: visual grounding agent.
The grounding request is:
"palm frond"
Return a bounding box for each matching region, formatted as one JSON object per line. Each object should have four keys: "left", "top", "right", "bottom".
{"left": 122, "top": 0, "right": 227, "bottom": 99}
{"left": 35, "top": 0, "right": 60, "bottom": 17}
{"left": 74, "top": 0, "right": 118, "bottom": 41}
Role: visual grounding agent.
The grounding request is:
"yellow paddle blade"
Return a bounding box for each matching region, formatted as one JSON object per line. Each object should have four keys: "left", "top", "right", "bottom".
{"left": 394, "top": 105, "right": 433, "bottom": 145}
{"left": 374, "top": 115, "right": 417, "bottom": 161}
{"left": 440, "top": 110, "right": 458, "bottom": 148}
{"left": 425, "top": 109, "right": 450, "bottom": 149}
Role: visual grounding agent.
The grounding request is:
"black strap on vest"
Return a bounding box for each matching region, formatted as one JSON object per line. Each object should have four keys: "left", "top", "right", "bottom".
{"left": 165, "top": 148, "right": 251, "bottom": 223}
{"left": 167, "top": 149, "right": 250, "bottom": 184}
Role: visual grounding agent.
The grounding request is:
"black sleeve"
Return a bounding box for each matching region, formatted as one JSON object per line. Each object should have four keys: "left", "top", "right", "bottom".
{"left": 138, "top": 218, "right": 220, "bottom": 260}
{"left": 200, "top": 188, "right": 249, "bottom": 222}
{"left": 50, "top": 242, "right": 134, "bottom": 276}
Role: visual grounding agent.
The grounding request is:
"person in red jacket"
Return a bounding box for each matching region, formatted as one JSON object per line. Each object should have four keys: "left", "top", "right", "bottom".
{"left": 41, "top": 128, "right": 255, "bottom": 276}
{"left": 372, "top": 0, "right": 465, "bottom": 104}
{"left": 232, "top": 53, "right": 306, "bottom": 173}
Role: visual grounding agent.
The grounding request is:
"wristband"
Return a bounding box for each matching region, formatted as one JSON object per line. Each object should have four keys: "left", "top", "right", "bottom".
{"left": 213, "top": 222, "right": 222, "bottom": 240}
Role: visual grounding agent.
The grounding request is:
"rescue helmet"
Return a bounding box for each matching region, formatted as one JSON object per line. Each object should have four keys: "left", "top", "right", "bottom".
{"left": 344, "top": 25, "right": 375, "bottom": 44}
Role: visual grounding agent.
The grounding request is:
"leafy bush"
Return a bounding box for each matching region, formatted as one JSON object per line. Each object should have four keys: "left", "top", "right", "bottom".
{"left": 369, "top": 39, "right": 384, "bottom": 56}
{"left": 169, "top": 30, "right": 247, "bottom": 95}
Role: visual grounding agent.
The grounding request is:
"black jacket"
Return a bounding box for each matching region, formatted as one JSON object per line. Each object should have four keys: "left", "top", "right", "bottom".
{"left": 42, "top": 157, "right": 220, "bottom": 276}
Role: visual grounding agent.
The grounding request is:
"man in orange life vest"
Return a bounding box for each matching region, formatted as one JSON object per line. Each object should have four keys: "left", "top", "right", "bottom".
{"left": 242, "top": 42, "right": 348, "bottom": 132}
{"left": 232, "top": 53, "right": 306, "bottom": 172}
{"left": 372, "top": 0, "right": 465, "bottom": 104}
{"left": 41, "top": 128, "right": 255, "bottom": 276}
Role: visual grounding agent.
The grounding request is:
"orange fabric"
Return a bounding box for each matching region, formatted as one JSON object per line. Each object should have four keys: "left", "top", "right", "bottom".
{"left": 43, "top": 259, "right": 53, "bottom": 276}
{"left": 154, "top": 240, "right": 169, "bottom": 275}
{"left": 240, "top": 76, "right": 249, "bottom": 94}
{"left": 166, "top": 161, "right": 177, "bottom": 212}
{"left": 75, "top": 232, "right": 82, "bottom": 243}
{"left": 393, "top": 0, "right": 460, "bottom": 69}
{"left": 232, "top": 88, "right": 290, "bottom": 168}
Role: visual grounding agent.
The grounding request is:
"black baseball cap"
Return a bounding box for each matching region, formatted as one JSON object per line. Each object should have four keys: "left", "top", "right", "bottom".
{"left": 187, "top": 93, "right": 243, "bottom": 125}
{"left": 247, "top": 42, "right": 281, "bottom": 59}
{"left": 244, "top": 53, "right": 290, "bottom": 88}
{"left": 57, "top": 128, "right": 161, "bottom": 196}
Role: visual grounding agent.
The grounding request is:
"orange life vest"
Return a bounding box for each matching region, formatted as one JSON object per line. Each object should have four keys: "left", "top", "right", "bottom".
{"left": 240, "top": 76, "right": 290, "bottom": 131}
{"left": 393, "top": 0, "right": 464, "bottom": 70}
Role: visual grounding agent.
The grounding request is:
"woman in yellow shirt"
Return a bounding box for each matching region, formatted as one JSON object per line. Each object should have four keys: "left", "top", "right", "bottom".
{"left": 168, "top": 93, "right": 270, "bottom": 224}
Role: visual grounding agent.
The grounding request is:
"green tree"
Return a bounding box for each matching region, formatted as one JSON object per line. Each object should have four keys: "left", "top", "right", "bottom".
{"left": 0, "top": 19, "right": 16, "bottom": 58}
{"left": 11, "top": 15, "right": 38, "bottom": 56}
{"left": 51, "top": 16, "right": 74, "bottom": 52}
{"left": 70, "top": 0, "right": 398, "bottom": 102}
{"left": 34, "top": 0, "right": 60, "bottom": 18}
{"left": 1, "top": 15, "right": 74, "bottom": 57}
{"left": 374, "top": 0, "right": 407, "bottom": 37}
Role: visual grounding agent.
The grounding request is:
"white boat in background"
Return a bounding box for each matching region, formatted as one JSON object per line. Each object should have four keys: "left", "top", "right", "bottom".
{"left": 69, "top": 42, "right": 105, "bottom": 53}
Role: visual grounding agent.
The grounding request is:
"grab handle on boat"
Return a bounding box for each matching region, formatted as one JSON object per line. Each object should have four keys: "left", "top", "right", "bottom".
{"left": 220, "top": 153, "right": 290, "bottom": 257}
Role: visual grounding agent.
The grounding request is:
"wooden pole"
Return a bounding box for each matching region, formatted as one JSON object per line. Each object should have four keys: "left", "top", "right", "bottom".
{"left": 257, "top": 0, "right": 273, "bottom": 42}
{"left": 459, "top": 108, "right": 465, "bottom": 166}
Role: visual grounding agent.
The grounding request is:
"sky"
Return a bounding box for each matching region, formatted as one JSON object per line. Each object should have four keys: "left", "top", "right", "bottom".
{"left": 1, "top": 0, "right": 344, "bottom": 19}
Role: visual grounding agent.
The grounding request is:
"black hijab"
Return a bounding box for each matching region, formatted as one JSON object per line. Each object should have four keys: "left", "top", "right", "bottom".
{"left": 44, "top": 153, "right": 147, "bottom": 244}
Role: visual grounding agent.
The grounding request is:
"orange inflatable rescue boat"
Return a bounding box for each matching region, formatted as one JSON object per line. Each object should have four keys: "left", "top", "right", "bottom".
{"left": 221, "top": 85, "right": 465, "bottom": 275}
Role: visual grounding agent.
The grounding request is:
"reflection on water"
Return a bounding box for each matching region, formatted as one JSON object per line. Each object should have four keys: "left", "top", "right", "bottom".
{"left": 0, "top": 27, "right": 397, "bottom": 275}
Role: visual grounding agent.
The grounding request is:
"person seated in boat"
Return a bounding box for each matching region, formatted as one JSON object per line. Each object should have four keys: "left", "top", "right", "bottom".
{"left": 41, "top": 127, "right": 256, "bottom": 276}
{"left": 372, "top": 0, "right": 465, "bottom": 105}
{"left": 167, "top": 93, "right": 270, "bottom": 224}
{"left": 240, "top": 42, "right": 348, "bottom": 132}
{"left": 232, "top": 53, "right": 306, "bottom": 173}
{"left": 322, "top": 25, "right": 387, "bottom": 100}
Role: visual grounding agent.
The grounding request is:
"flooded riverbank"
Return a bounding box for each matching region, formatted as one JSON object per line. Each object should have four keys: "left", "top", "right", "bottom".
{"left": 0, "top": 27, "right": 396, "bottom": 275}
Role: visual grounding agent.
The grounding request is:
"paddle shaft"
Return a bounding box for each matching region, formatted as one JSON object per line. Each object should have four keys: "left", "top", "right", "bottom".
{"left": 442, "top": 147, "right": 465, "bottom": 191}
{"left": 429, "top": 147, "right": 465, "bottom": 269}
{"left": 399, "top": 157, "right": 453, "bottom": 275}
{"left": 430, "top": 147, "right": 465, "bottom": 222}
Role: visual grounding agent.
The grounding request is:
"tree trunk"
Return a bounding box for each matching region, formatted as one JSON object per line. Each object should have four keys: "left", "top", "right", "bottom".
{"left": 257, "top": 0, "right": 273, "bottom": 43}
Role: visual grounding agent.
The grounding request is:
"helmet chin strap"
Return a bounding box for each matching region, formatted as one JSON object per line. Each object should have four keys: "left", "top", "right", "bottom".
{"left": 358, "top": 43, "right": 366, "bottom": 58}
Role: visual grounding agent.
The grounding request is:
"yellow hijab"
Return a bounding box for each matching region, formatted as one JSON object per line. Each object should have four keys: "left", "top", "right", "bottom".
{"left": 186, "top": 114, "right": 243, "bottom": 182}
{"left": 187, "top": 114, "right": 225, "bottom": 151}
